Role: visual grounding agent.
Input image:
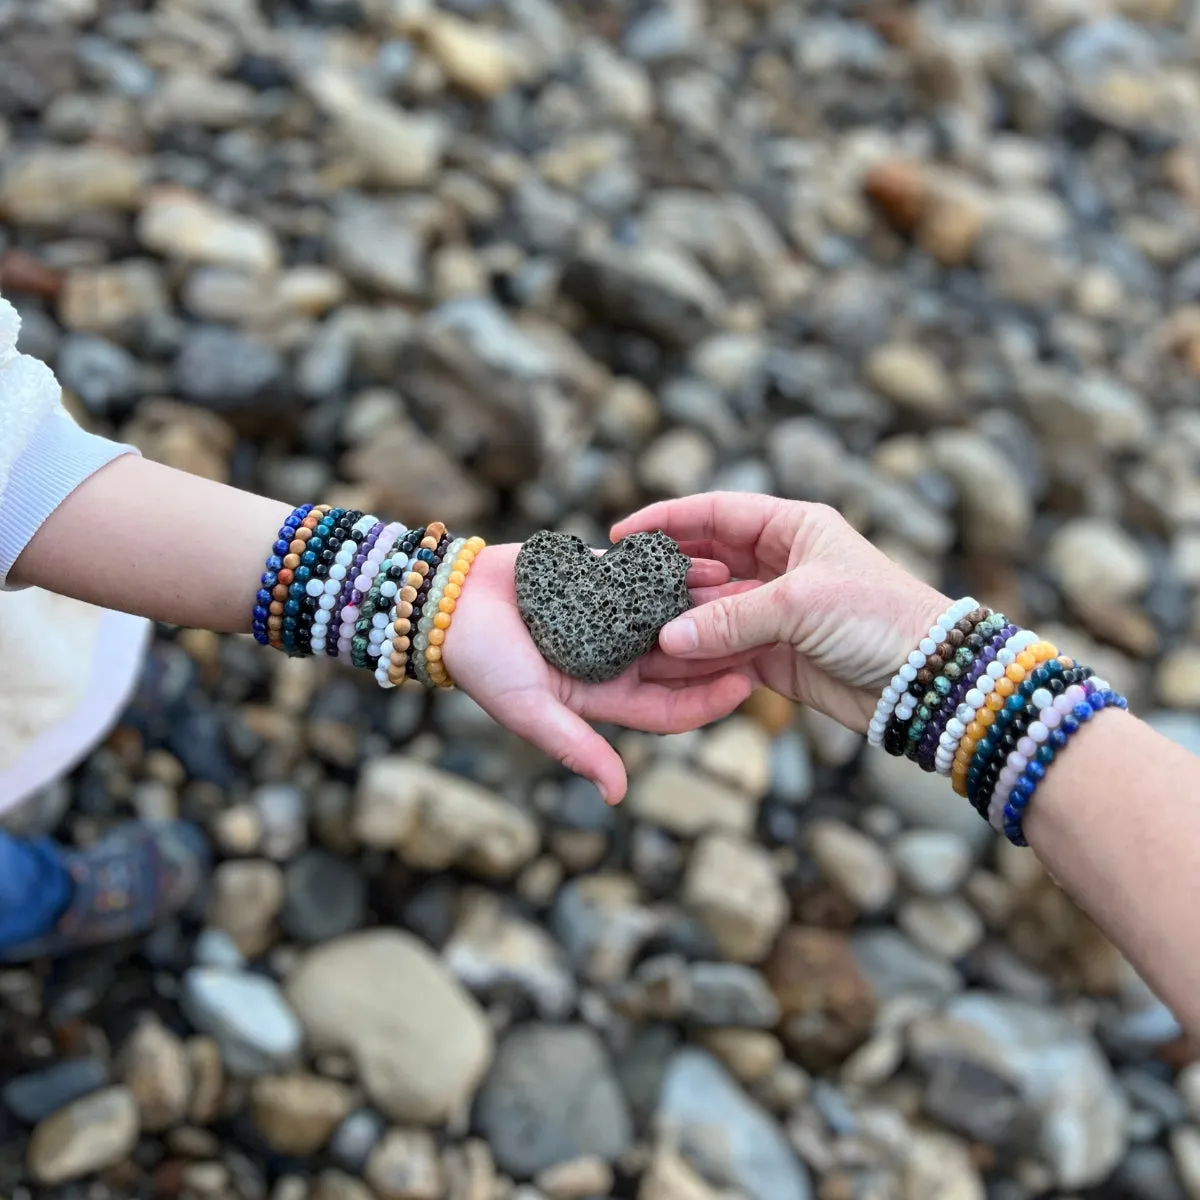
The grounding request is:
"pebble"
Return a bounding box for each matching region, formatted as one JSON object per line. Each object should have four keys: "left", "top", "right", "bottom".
{"left": 474, "top": 1023, "right": 633, "bottom": 1177}
{"left": 182, "top": 967, "right": 303, "bottom": 1077}
{"left": 355, "top": 757, "right": 540, "bottom": 879}
{"left": 207, "top": 859, "right": 285, "bottom": 958}
{"left": 4, "top": 1058, "right": 109, "bottom": 1125}
{"left": 864, "top": 343, "right": 953, "bottom": 417}
{"left": 808, "top": 819, "right": 897, "bottom": 915}
{"left": 27, "top": 1086, "right": 140, "bottom": 1185}
{"left": 891, "top": 830, "right": 972, "bottom": 897}
{"left": 118, "top": 1017, "right": 191, "bottom": 1133}
{"left": 364, "top": 1127, "right": 443, "bottom": 1200}
{"left": 657, "top": 1048, "right": 813, "bottom": 1200}
{"left": 682, "top": 832, "right": 788, "bottom": 963}
{"left": 0, "top": 144, "right": 143, "bottom": 224}
{"left": 1048, "top": 517, "right": 1153, "bottom": 607}
{"left": 285, "top": 930, "right": 493, "bottom": 1124}
{"left": 627, "top": 762, "right": 757, "bottom": 837}
{"left": 250, "top": 1072, "right": 355, "bottom": 1157}
{"left": 281, "top": 851, "right": 368, "bottom": 944}
{"left": 137, "top": 187, "right": 279, "bottom": 273}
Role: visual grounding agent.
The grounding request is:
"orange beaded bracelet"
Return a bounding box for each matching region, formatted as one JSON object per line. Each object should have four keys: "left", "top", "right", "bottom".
{"left": 426, "top": 535, "right": 486, "bottom": 689}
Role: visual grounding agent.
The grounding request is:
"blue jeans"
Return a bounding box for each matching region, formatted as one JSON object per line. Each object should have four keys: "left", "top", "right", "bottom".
{"left": 0, "top": 834, "right": 72, "bottom": 948}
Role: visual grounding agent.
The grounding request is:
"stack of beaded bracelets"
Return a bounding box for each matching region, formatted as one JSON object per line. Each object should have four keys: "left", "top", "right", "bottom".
{"left": 251, "top": 505, "right": 485, "bottom": 689}
{"left": 868, "top": 597, "right": 1128, "bottom": 846}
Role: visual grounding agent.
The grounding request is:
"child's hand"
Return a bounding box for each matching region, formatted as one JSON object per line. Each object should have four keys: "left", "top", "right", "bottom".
{"left": 442, "top": 543, "right": 756, "bottom": 803}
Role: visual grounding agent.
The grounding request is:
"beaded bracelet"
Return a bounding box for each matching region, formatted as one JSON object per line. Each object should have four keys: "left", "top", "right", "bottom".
{"left": 427, "top": 535, "right": 485, "bottom": 689}
{"left": 329, "top": 518, "right": 381, "bottom": 657}
{"left": 350, "top": 525, "right": 413, "bottom": 669}
{"left": 319, "top": 515, "right": 379, "bottom": 657}
{"left": 373, "top": 529, "right": 427, "bottom": 689}
{"left": 867, "top": 596, "right": 979, "bottom": 747}
{"left": 901, "top": 607, "right": 995, "bottom": 762}
{"left": 298, "top": 509, "right": 360, "bottom": 657}
{"left": 989, "top": 675, "right": 1111, "bottom": 827}
{"left": 930, "top": 620, "right": 1018, "bottom": 774}
{"left": 370, "top": 529, "right": 431, "bottom": 679}
{"left": 409, "top": 537, "right": 465, "bottom": 688}
{"left": 282, "top": 504, "right": 336, "bottom": 655}
{"left": 949, "top": 629, "right": 1042, "bottom": 792}
{"left": 884, "top": 603, "right": 993, "bottom": 756}
{"left": 253, "top": 503, "right": 315, "bottom": 646}
{"left": 1000, "top": 683, "right": 1126, "bottom": 847}
{"left": 968, "top": 658, "right": 1094, "bottom": 818}
{"left": 340, "top": 522, "right": 407, "bottom": 664}
{"left": 403, "top": 531, "right": 452, "bottom": 677}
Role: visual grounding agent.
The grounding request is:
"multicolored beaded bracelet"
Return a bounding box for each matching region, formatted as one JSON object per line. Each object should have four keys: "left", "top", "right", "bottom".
{"left": 372, "top": 527, "right": 437, "bottom": 688}
{"left": 930, "top": 620, "right": 1018, "bottom": 774}
{"left": 404, "top": 531, "right": 452, "bottom": 678}
{"left": 352, "top": 526, "right": 420, "bottom": 670}
{"left": 317, "top": 515, "right": 377, "bottom": 657}
{"left": 252, "top": 503, "right": 315, "bottom": 646}
{"left": 409, "top": 537, "right": 464, "bottom": 688}
{"left": 340, "top": 522, "right": 407, "bottom": 664}
{"left": 1000, "top": 684, "right": 1127, "bottom": 847}
{"left": 298, "top": 509, "right": 360, "bottom": 657}
{"left": 901, "top": 607, "right": 994, "bottom": 762}
{"left": 867, "top": 596, "right": 979, "bottom": 747}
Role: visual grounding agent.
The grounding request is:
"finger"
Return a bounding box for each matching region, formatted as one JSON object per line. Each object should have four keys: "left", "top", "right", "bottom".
{"left": 685, "top": 558, "right": 731, "bottom": 588}
{"left": 639, "top": 646, "right": 762, "bottom": 681}
{"left": 660, "top": 574, "right": 795, "bottom": 659}
{"left": 501, "top": 691, "right": 628, "bottom": 804}
{"left": 613, "top": 492, "right": 784, "bottom": 551}
{"left": 688, "top": 579, "right": 763, "bottom": 606}
{"left": 584, "top": 673, "right": 754, "bottom": 735}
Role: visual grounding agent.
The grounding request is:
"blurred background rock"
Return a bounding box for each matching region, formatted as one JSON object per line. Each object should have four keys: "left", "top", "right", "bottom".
{"left": 1, "top": 0, "right": 1200, "bottom": 1196}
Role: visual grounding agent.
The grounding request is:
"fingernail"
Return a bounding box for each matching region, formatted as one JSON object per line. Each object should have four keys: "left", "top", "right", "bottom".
{"left": 662, "top": 617, "right": 698, "bottom": 654}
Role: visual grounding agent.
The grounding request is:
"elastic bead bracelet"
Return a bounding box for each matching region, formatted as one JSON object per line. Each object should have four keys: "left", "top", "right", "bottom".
{"left": 904, "top": 607, "right": 995, "bottom": 765}
{"left": 989, "top": 674, "right": 1112, "bottom": 829}
{"left": 1000, "top": 684, "right": 1127, "bottom": 847}
{"left": 253, "top": 503, "right": 315, "bottom": 646}
{"left": 310, "top": 511, "right": 368, "bottom": 657}
{"left": 280, "top": 504, "right": 335, "bottom": 656}
{"left": 916, "top": 609, "right": 1006, "bottom": 768}
{"left": 867, "top": 596, "right": 979, "bottom": 748}
{"left": 427, "top": 535, "right": 485, "bottom": 689}
{"left": 300, "top": 509, "right": 359, "bottom": 657}
{"left": 407, "top": 537, "right": 465, "bottom": 688}
{"left": 331, "top": 519, "right": 385, "bottom": 657}
{"left": 360, "top": 525, "right": 443, "bottom": 672}
{"left": 884, "top": 606, "right": 990, "bottom": 758}
{"left": 323, "top": 515, "right": 382, "bottom": 658}
{"left": 949, "top": 629, "right": 1043, "bottom": 794}
{"left": 371, "top": 530, "right": 433, "bottom": 681}
{"left": 969, "top": 659, "right": 1094, "bottom": 818}
{"left": 373, "top": 528, "right": 427, "bottom": 689}
{"left": 946, "top": 630, "right": 1052, "bottom": 785}
{"left": 403, "top": 529, "right": 452, "bottom": 678}
{"left": 348, "top": 524, "right": 411, "bottom": 668}
{"left": 964, "top": 654, "right": 1084, "bottom": 812}
{"left": 930, "top": 621, "right": 1018, "bottom": 774}
{"left": 341, "top": 522, "right": 408, "bottom": 664}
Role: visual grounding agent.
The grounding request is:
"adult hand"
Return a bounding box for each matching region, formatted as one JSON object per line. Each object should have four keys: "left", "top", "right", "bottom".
{"left": 612, "top": 494, "right": 950, "bottom": 733}
{"left": 443, "top": 543, "right": 756, "bottom": 803}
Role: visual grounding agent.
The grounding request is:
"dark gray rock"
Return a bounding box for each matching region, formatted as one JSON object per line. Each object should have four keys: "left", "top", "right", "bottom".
{"left": 173, "top": 326, "right": 283, "bottom": 408}
{"left": 473, "top": 1022, "right": 632, "bottom": 1178}
{"left": 56, "top": 333, "right": 141, "bottom": 414}
{"left": 515, "top": 530, "right": 691, "bottom": 683}
{"left": 281, "top": 851, "right": 368, "bottom": 944}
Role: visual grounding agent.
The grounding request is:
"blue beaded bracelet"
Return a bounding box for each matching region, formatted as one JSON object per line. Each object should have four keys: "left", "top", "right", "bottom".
{"left": 283, "top": 506, "right": 347, "bottom": 657}
{"left": 252, "top": 503, "right": 315, "bottom": 646}
{"left": 1001, "top": 684, "right": 1128, "bottom": 847}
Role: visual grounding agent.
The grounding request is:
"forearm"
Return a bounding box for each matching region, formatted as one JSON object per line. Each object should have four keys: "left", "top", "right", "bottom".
{"left": 9, "top": 455, "right": 291, "bottom": 634}
{"left": 1023, "top": 708, "right": 1200, "bottom": 1031}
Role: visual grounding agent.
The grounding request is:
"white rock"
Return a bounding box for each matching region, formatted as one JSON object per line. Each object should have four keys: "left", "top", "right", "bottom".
{"left": 138, "top": 187, "right": 279, "bottom": 273}
{"left": 808, "top": 819, "right": 896, "bottom": 915}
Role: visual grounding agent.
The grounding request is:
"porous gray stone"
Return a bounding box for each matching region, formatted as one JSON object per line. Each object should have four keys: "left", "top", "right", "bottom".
{"left": 515, "top": 530, "right": 691, "bottom": 683}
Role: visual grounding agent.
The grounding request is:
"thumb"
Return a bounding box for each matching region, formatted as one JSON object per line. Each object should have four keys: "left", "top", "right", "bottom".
{"left": 660, "top": 576, "right": 794, "bottom": 658}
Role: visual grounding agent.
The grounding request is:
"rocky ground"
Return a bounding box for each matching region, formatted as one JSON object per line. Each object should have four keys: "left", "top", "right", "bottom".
{"left": 3, "top": 0, "right": 1200, "bottom": 1196}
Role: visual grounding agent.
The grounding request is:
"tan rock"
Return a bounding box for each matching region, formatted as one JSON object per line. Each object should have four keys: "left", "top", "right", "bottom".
{"left": 355, "top": 757, "right": 540, "bottom": 879}
{"left": 696, "top": 717, "right": 772, "bottom": 800}
{"left": 137, "top": 186, "right": 279, "bottom": 273}
{"left": 366, "top": 1128, "right": 444, "bottom": 1200}
{"left": 28, "top": 1087, "right": 139, "bottom": 1185}
{"left": 119, "top": 1017, "right": 192, "bottom": 1132}
{"left": 864, "top": 342, "right": 953, "bottom": 417}
{"left": 682, "top": 832, "right": 788, "bottom": 963}
{"left": 535, "top": 1156, "right": 614, "bottom": 1199}
{"left": 285, "top": 930, "right": 493, "bottom": 1124}
{"left": 250, "top": 1073, "right": 354, "bottom": 1156}
{"left": 206, "top": 859, "right": 285, "bottom": 958}
{"left": 0, "top": 144, "right": 143, "bottom": 224}
{"left": 627, "top": 762, "right": 756, "bottom": 837}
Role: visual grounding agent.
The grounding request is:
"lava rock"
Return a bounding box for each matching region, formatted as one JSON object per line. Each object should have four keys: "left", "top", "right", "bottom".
{"left": 514, "top": 530, "right": 691, "bottom": 683}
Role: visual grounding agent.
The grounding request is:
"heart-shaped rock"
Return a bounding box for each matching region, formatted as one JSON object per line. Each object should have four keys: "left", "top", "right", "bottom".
{"left": 515, "top": 530, "right": 692, "bottom": 683}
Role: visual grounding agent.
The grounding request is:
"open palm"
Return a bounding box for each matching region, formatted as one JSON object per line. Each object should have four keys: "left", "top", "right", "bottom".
{"left": 442, "top": 543, "right": 755, "bottom": 803}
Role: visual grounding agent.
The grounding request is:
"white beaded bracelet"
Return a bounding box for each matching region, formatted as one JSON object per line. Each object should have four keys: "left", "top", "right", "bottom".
{"left": 867, "top": 596, "right": 979, "bottom": 748}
